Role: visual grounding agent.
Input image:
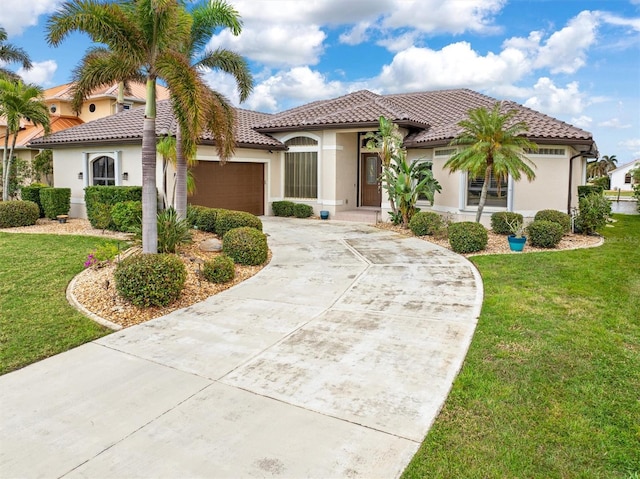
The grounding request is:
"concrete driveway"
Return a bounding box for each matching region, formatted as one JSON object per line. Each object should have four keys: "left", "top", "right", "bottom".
{"left": 0, "top": 217, "right": 482, "bottom": 478}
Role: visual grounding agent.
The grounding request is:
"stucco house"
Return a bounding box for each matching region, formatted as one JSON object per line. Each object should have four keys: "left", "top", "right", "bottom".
{"left": 608, "top": 160, "right": 639, "bottom": 191}
{"left": 28, "top": 88, "right": 598, "bottom": 223}
{"left": 1, "top": 81, "right": 169, "bottom": 185}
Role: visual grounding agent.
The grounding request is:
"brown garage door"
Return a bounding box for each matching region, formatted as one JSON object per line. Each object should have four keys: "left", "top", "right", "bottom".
{"left": 189, "top": 161, "right": 264, "bottom": 215}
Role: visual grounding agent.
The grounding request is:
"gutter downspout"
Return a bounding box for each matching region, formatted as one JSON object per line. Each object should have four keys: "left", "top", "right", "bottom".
{"left": 568, "top": 149, "right": 598, "bottom": 214}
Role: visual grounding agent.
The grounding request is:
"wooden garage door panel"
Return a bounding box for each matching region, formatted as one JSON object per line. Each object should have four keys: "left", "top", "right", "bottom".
{"left": 190, "top": 161, "right": 264, "bottom": 216}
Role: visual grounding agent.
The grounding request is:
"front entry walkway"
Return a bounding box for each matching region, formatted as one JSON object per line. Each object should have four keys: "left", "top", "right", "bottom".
{"left": 0, "top": 218, "right": 482, "bottom": 478}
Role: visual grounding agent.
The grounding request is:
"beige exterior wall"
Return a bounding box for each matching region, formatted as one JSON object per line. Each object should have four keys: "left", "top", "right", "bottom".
{"left": 406, "top": 145, "right": 585, "bottom": 225}
{"left": 52, "top": 144, "right": 145, "bottom": 218}
{"left": 335, "top": 132, "right": 358, "bottom": 212}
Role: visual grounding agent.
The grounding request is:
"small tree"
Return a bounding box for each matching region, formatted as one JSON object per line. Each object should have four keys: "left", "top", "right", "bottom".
{"left": 445, "top": 103, "right": 537, "bottom": 222}
{"left": 365, "top": 116, "right": 440, "bottom": 227}
{"left": 0, "top": 79, "right": 50, "bottom": 201}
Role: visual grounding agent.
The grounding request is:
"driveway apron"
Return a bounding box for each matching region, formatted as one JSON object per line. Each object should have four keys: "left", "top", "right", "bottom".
{"left": 0, "top": 217, "right": 482, "bottom": 478}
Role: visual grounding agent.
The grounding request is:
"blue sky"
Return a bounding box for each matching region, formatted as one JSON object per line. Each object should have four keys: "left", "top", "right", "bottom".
{"left": 2, "top": 0, "right": 639, "bottom": 163}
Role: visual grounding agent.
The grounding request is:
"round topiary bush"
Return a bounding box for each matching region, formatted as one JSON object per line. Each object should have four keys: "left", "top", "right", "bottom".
{"left": 490, "top": 212, "right": 524, "bottom": 235}
{"left": 272, "top": 201, "right": 295, "bottom": 217}
{"left": 527, "top": 220, "right": 564, "bottom": 248}
{"left": 202, "top": 254, "right": 235, "bottom": 284}
{"left": 223, "top": 227, "right": 268, "bottom": 265}
{"left": 111, "top": 200, "right": 142, "bottom": 232}
{"left": 114, "top": 253, "right": 187, "bottom": 307}
{"left": 216, "top": 210, "right": 263, "bottom": 237}
{"left": 409, "top": 211, "right": 444, "bottom": 236}
{"left": 0, "top": 200, "right": 40, "bottom": 228}
{"left": 448, "top": 221, "right": 488, "bottom": 253}
{"left": 534, "top": 209, "right": 571, "bottom": 233}
{"left": 293, "top": 203, "right": 314, "bottom": 218}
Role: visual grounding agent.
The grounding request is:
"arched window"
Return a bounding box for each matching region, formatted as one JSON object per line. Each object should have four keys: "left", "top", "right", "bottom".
{"left": 92, "top": 156, "right": 115, "bottom": 185}
{"left": 284, "top": 136, "right": 318, "bottom": 199}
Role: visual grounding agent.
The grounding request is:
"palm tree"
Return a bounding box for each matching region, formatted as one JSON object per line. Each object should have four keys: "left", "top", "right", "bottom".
{"left": 601, "top": 155, "right": 618, "bottom": 174}
{"left": 445, "top": 103, "right": 537, "bottom": 222}
{"left": 0, "top": 79, "right": 50, "bottom": 200}
{"left": 47, "top": 0, "right": 202, "bottom": 253}
{"left": 172, "top": 0, "right": 253, "bottom": 220}
{"left": 0, "top": 27, "right": 32, "bottom": 80}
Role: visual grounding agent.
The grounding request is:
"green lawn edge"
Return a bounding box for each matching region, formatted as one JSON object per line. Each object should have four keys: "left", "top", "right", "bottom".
{"left": 0, "top": 233, "right": 126, "bottom": 375}
{"left": 403, "top": 214, "right": 640, "bottom": 478}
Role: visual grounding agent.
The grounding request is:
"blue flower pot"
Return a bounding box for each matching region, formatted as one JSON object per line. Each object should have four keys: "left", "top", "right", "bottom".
{"left": 508, "top": 235, "right": 526, "bottom": 252}
{"left": 320, "top": 210, "right": 329, "bottom": 220}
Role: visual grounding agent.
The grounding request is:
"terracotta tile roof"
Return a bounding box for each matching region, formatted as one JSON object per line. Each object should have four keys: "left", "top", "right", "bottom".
{"left": 28, "top": 88, "right": 596, "bottom": 152}
{"left": 254, "top": 90, "right": 430, "bottom": 131}
{"left": 256, "top": 88, "right": 595, "bottom": 149}
{"left": 1, "top": 115, "right": 84, "bottom": 148}
{"left": 29, "top": 100, "right": 283, "bottom": 150}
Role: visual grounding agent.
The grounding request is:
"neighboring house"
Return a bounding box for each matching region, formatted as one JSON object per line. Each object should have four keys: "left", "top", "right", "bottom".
{"left": 608, "top": 160, "right": 639, "bottom": 191}
{"left": 29, "top": 88, "right": 598, "bottom": 223}
{"left": 1, "top": 81, "right": 170, "bottom": 186}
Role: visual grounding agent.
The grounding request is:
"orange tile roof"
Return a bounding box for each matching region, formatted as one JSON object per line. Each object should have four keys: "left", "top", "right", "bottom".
{"left": 44, "top": 81, "right": 170, "bottom": 102}
{"left": 1, "top": 116, "right": 84, "bottom": 147}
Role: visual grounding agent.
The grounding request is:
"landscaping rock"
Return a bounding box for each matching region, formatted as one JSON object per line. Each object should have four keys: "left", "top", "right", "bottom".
{"left": 199, "top": 238, "right": 223, "bottom": 252}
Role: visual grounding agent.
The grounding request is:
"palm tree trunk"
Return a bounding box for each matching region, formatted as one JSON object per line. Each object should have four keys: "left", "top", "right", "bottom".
{"left": 476, "top": 165, "right": 492, "bottom": 222}
{"left": 2, "top": 133, "right": 9, "bottom": 201}
{"left": 141, "top": 78, "right": 158, "bottom": 253}
{"left": 2, "top": 134, "right": 18, "bottom": 201}
{"left": 116, "top": 82, "right": 125, "bottom": 113}
{"left": 174, "top": 127, "right": 187, "bottom": 220}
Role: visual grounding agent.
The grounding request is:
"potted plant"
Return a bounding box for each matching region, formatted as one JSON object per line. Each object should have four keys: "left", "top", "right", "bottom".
{"left": 506, "top": 218, "right": 527, "bottom": 252}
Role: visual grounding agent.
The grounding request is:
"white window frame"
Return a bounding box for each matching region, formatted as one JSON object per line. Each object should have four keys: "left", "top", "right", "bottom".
{"left": 280, "top": 133, "right": 321, "bottom": 200}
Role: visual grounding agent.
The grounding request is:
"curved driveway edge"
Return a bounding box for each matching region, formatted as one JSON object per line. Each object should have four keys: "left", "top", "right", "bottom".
{"left": 0, "top": 218, "right": 482, "bottom": 479}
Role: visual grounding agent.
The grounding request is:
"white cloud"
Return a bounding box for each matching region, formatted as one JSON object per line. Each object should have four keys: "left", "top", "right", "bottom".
{"left": 598, "top": 118, "right": 632, "bottom": 128}
{"left": 242, "top": 67, "right": 348, "bottom": 112}
{"left": 0, "top": 0, "right": 61, "bottom": 36}
{"left": 339, "top": 22, "right": 372, "bottom": 46}
{"left": 618, "top": 138, "right": 640, "bottom": 157}
{"left": 571, "top": 115, "right": 593, "bottom": 129}
{"left": 533, "top": 11, "right": 599, "bottom": 74}
{"left": 374, "top": 43, "right": 529, "bottom": 93}
{"left": 17, "top": 60, "right": 57, "bottom": 86}
{"left": 382, "top": 0, "right": 505, "bottom": 34}
{"left": 524, "top": 78, "right": 586, "bottom": 116}
{"left": 600, "top": 12, "right": 640, "bottom": 31}
{"left": 209, "top": 25, "right": 326, "bottom": 68}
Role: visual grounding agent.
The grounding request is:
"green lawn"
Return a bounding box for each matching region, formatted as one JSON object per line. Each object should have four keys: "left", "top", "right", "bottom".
{"left": 605, "top": 190, "right": 635, "bottom": 197}
{"left": 403, "top": 214, "right": 640, "bottom": 478}
{"left": 0, "top": 233, "right": 125, "bottom": 375}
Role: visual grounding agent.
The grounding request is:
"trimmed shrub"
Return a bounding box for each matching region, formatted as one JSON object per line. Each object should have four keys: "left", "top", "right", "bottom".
{"left": 527, "top": 220, "right": 564, "bottom": 248}
{"left": 272, "top": 201, "right": 295, "bottom": 217}
{"left": 111, "top": 201, "right": 142, "bottom": 232}
{"left": 0, "top": 200, "right": 40, "bottom": 227}
{"left": 186, "top": 204, "right": 207, "bottom": 228}
{"left": 534, "top": 209, "right": 571, "bottom": 233}
{"left": 20, "top": 184, "right": 47, "bottom": 217}
{"left": 575, "top": 193, "right": 611, "bottom": 235}
{"left": 114, "top": 253, "right": 186, "bottom": 307}
{"left": 157, "top": 207, "right": 192, "bottom": 254}
{"left": 448, "top": 222, "right": 488, "bottom": 254}
{"left": 202, "top": 254, "right": 235, "bottom": 284}
{"left": 215, "top": 210, "right": 262, "bottom": 237}
{"left": 85, "top": 186, "right": 142, "bottom": 229}
{"left": 39, "top": 187, "right": 71, "bottom": 219}
{"left": 223, "top": 227, "right": 268, "bottom": 265}
{"left": 409, "top": 211, "right": 444, "bottom": 236}
{"left": 578, "top": 185, "right": 603, "bottom": 198}
{"left": 188, "top": 205, "right": 225, "bottom": 233}
{"left": 490, "top": 212, "right": 524, "bottom": 235}
{"left": 293, "top": 203, "right": 314, "bottom": 218}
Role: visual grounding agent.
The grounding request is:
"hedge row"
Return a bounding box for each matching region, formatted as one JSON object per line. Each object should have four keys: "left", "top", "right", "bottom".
{"left": 272, "top": 201, "right": 314, "bottom": 218}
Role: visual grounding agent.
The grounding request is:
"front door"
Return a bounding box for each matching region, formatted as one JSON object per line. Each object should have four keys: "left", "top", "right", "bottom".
{"left": 360, "top": 154, "right": 382, "bottom": 206}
